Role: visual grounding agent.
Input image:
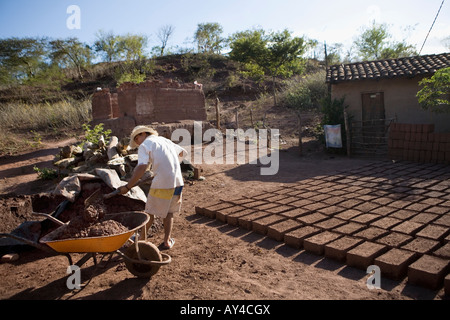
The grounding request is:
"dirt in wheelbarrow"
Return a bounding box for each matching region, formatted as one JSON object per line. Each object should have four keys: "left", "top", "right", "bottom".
{"left": 0, "top": 136, "right": 447, "bottom": 301}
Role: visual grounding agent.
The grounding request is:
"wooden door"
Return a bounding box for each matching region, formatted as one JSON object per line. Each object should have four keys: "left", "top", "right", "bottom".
{"left": 361, "top": 92, "right": 385, "bottom": 145}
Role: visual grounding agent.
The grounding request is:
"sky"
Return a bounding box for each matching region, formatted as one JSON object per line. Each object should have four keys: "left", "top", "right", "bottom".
{"left": 0, "top": 0, "right": 448, "bottom": 58}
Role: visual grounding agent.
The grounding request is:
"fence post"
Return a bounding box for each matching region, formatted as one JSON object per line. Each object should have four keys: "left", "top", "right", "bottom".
{"left": 215, "top": 97, "right": 221, "bottom": 130}
{"left": 344, "top": 107, "right": 351, "bottom": 156}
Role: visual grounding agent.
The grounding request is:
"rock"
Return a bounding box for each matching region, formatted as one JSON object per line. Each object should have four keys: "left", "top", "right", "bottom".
{"left": 107, "top": 136, "right": 119, "bottom": 160}
{"left": 61, "top": 145, "right": 73, "bottom": 158}
{"left": 1, "top": 253, "right": 19, "bottom": 262}
{"left": 54, "top": 157, "right": 76, "bottom": 168}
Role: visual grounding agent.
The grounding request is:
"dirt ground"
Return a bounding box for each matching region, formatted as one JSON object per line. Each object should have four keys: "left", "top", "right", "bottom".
{"left": 0, "top": 136, "right": 445, "bottom": 303}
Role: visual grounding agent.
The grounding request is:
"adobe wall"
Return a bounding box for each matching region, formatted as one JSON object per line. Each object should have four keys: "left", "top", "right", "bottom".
{"left": 90, "top": 79, "right": 208, "bottom": 139}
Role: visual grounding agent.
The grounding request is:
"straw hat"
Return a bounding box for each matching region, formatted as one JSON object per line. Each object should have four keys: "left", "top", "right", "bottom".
{"left": 129, "top": 125, "right": 158, "bottom": 149}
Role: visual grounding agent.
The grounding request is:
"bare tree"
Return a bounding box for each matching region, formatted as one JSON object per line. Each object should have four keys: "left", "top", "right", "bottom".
{"left": 157, "top": 25, "right": 175, "bottom": 56}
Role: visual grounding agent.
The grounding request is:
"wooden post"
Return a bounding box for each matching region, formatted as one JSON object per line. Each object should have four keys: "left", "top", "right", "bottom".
{"left": 215, "top": 97, "right": 220, "bottom": 130}
{"left": 344, "top": 107, "right": 351, "bottom": 156}
{"left": 250, "top": 108, "right": 254, "bottom": 128}
{"left": 235, "top": 108, "right": 239, "bottom": 129}
{"left": 298, "top": 113, "right": 303, "bottom": 156}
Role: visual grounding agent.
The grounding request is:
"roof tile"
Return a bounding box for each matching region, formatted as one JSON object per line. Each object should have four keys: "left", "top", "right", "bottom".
{"left": 326, "top": 53, "right": 450, "bottom": 84}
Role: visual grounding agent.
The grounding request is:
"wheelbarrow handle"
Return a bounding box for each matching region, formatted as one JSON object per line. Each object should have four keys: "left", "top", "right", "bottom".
{"left": 32, "top": 212, "right": 66, "bottom": 226}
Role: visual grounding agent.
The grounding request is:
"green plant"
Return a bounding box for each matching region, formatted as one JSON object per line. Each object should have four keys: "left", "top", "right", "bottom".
{"left": 29, "top": 130, "right": 42, "bottom": 148}
{"left": 82, "top": 123, "right": 111, "bottom": 145}
{"left": 33, "top": 166, "right": 58, "bottom": 180}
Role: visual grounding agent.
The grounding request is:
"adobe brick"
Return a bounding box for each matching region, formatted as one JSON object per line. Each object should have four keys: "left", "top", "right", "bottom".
{"left": 228, "top": 197, "right": 255, "bottom": 206}
{"left": 376, "top": 232, "right": 413, "bottom": 248}
{"left": 315, "top": 217, "right": 346, "bottom": 230}
{"left": 238, "top": 211, "right": 272, "bottom": 230}
{"left": 445, "top": 274, "right": 450, "bottom": 297}
{"left": 354, "top": 227, "right": 389, "bottom": 241}
{"left": 202, "top": 201, "right": 234, "bottom": 218}
{"left": 338, "top": 199, "right": 365, "bottom": 209}
{"left": 267, "top": 219, "right": 303, "bottom": 242}
{"left": 434, "top": 215, "right": 450, "bottom": 227}
{"left": 409, "top": 213, "right": 438, "bottom": 224}
{"left": 215, "top": 205, "right": 248, "bottom": 223}
{"left": 324, "top": 236, "right": 364, "bottom": 262}
{"left": 288, "top": 198, "right": 314, "bottom": 207}
{"left": 264, "top": 205, "right": 295, "bottom": 214}
{"left": 302, "top": 202, "right": 328, "bottom": 212}
{"left": 335, "top": 209, "right": 363, "bottom": 220}
{"left": 317, "top": 206, "right": 346, "bottom": 216}
{"left": 415, "top": 224, "right": 450, "bottom": 241}
{"left": 226, "top": 208, "right": 256, "bottom": 226}
{"left": 253, "top": 202, "right": 280, "bottom": 211}
{"left": 370, "top": 216, "right": 402, "bottom": 229}
{"left": 374, "top": 248, "right": 418, "bottom": 280}
{"left": 284, "top": 226, "right": 322, "bottom": 249}
{"left": 351, "top": 213, "right": 381, "bottom": 224}
{"left": 404, "top": 202, "right": 432, "bottom": 212}
{"left": 389, "top": 209, "right": 418, "bottom": 221}
{"left": 346, "top": 241, "right": 388, "bottom": 270}
{"left": 333, "top": 222, "right": 366, "bottom": 235}
{"left": 195, "top": 206, "right": 205, "bottom": 215}
{"left": 401, "top": 237, "right": 440, "bottom": 255}
{"left": 252, "top": 215, "right": 286, "bottom": 235}
{"left": 297, "top": 212, "right": 328, "bottom": 225}
{"left": 433, "top": 242, "right": 450, "bottom": 259}
{"left": 408, "top": 254, "right": 450, "bottom": 290}
{"left": 303, "top": 231, "right": 342, "bottom": 255}
{"left": 392, "top": 220, "right": 425, "bottom": 235}
{"left": 279, "top": 207, "right": 310, "bottom": 219}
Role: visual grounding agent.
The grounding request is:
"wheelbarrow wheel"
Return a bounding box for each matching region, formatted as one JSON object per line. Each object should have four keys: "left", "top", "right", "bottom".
{"left": 124, "top": 241, "right": 162, "bottom": 278}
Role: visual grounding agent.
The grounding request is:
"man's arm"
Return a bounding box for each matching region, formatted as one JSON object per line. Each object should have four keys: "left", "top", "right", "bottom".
{"left": 118, "top": 163, "right": 148, "bottom": 194}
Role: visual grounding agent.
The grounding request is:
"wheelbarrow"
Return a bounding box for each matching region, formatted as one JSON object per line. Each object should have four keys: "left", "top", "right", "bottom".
{"left": 1, "top": 211, "right": 171, "bottom": 279}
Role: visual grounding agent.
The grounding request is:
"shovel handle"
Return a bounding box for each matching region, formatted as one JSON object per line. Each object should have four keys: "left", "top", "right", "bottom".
{"left": 32, "top": 212, "right": 66, "bottom": 226}
{"left": 103, "top": 189, "right": 121, "bottom": 200}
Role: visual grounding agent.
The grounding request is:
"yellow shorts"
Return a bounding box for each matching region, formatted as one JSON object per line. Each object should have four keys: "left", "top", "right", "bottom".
{"left": 145, "top": 186, "right": 183, "bottom": 218}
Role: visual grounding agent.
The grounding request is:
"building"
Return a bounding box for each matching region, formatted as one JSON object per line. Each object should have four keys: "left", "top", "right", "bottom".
{"left": 326, "top": 53, "right": 450, "bottom": 160}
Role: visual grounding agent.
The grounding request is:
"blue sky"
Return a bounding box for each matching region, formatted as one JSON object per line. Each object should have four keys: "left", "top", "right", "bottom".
{"left": 0, "top": 0, "right": 448, "bottom": 56}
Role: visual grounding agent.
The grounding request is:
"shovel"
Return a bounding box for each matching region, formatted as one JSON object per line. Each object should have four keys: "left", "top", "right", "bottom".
{"left": 103, "top": 176, "right": 152, "bottom": 200}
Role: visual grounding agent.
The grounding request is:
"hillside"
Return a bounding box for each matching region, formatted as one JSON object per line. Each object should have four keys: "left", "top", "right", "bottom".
{"left": 0, "top": 54, "right": 327, "bottom": 156}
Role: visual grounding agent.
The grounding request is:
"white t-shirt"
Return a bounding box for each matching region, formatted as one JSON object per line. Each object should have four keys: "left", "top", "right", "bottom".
{"left": 137, "top": 135, "right": 187, "bottom": 189}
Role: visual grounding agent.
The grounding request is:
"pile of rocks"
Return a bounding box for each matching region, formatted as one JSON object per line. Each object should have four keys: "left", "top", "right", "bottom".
{"left": 53, "top": 135, "right": 139, "bottom": 179}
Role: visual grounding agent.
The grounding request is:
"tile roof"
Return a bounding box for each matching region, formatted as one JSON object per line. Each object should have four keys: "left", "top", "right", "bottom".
{"left": 326, "top": 52, "right": 450, "bottom": 84}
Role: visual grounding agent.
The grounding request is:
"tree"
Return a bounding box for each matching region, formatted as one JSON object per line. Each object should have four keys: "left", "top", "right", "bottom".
{"left": 49, "top": 38, "right": 92, "bottom": 79}
{"left": 353, "top": 21, "right": 416, "bottom": 61}
{"left": 194, "top": 22, "right": 225, "bottom": 54}
{"left": 417, "top": 67, "right": 450, "bottom": 113}
{"left": 117, "top": 33, "right": 148, "bottom": 61}
{"left": 266, "top": 29, "right": 306, "bottom": 105}
{"left": 0, "top": 37, "right": 48, "bottom": 83}
{"left": 156, "top": 25, "right": 175, "bottom": 56}
{"left": 229, "top": 28, "right": 307, "bottom": 105}
{"left": 94, "top": 30, "right": 123, "bottom": 62}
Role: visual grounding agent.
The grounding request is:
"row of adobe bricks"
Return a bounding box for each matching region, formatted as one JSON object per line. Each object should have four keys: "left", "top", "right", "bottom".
{"left": 195, "top": 200, "right": 450, "bottom": 296}
{"left": 389, "top": 123, "right": 450, "bottom": 163}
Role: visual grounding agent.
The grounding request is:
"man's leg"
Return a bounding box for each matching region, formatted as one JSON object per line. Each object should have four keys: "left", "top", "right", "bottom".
{"left": 145, "top": 214, "right": 155, "bottom": 236}
{"left": 163, "top": 212, "right": 174, "bottom": 247}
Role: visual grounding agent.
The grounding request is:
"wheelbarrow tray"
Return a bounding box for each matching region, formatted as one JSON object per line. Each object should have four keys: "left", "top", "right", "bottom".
{"left": 39, "top": 211, "right": 149, "bottom": 253}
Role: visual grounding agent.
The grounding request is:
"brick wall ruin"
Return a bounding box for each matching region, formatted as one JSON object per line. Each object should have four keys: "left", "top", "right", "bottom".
{"left": 91, "top": 79, "right": 208, "bottom": 139}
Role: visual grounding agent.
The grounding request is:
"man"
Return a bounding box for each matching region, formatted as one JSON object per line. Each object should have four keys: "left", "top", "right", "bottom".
{"left": 118, "top": 125, "right": 187, "bottom": 250}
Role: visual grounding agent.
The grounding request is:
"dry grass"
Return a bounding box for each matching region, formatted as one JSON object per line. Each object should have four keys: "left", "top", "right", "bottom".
{"left": 0, "top": 99, "right": 91, "bottom": 155}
